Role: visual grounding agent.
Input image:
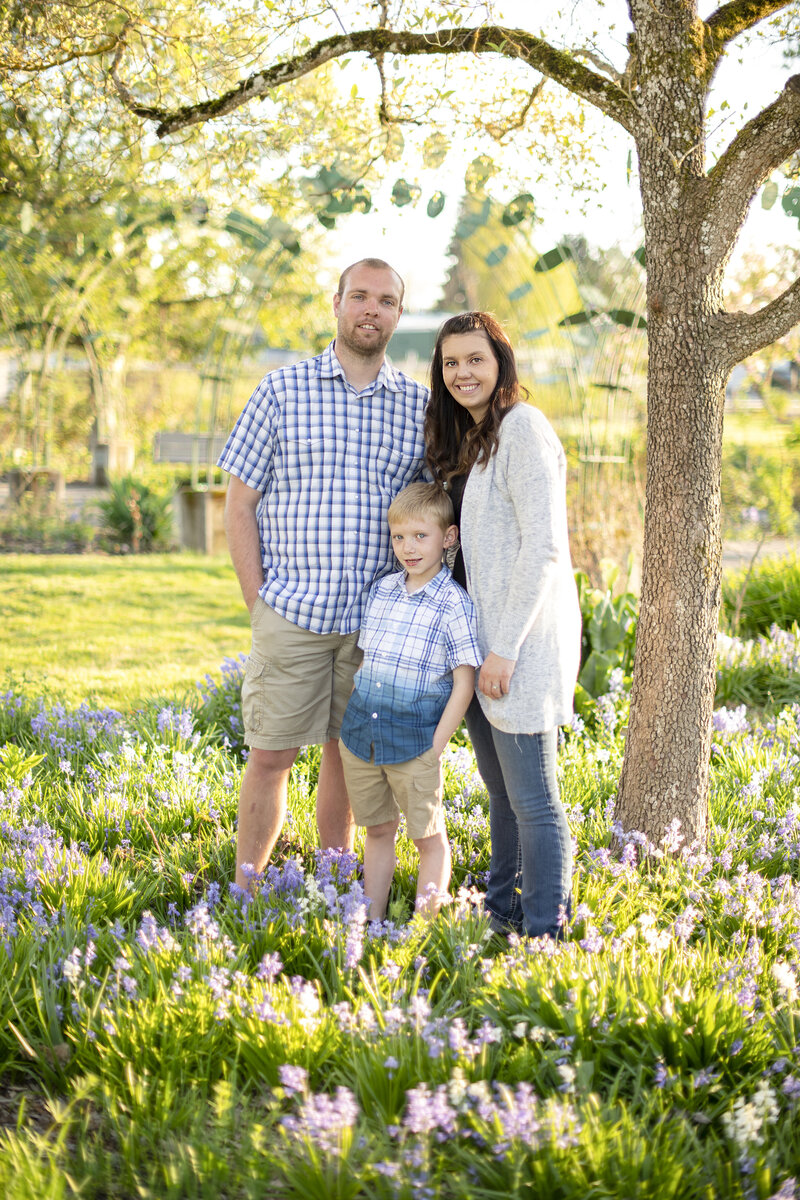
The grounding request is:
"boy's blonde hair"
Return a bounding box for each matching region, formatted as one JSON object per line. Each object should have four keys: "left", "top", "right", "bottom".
{"left": 388, "top": 482, "right": 455, "bottom": 532}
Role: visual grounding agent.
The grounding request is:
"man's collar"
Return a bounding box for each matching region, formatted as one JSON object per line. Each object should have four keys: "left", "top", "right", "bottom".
{"left": 319, "top": 341, "right": 402, "bottom": 393}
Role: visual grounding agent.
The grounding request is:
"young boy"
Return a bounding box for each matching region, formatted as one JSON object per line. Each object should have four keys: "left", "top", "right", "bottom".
{"left": 339, "top": 482, "right": 482, "bottom": 920}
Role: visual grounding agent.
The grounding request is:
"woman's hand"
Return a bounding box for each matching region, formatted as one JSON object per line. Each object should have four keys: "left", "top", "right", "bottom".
{"left": 478, "top": 652, "right": 516, "bottom": 699}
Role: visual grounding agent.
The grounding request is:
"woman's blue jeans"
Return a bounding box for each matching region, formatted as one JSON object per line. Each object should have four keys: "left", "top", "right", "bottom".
{"left": 465, "top": 695, "right": 572, "bottom": 939}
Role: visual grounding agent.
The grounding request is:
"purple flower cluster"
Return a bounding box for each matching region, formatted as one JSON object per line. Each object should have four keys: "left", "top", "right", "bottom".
{"left": 281, "top": 1085, "right": 359, "bottom": 1155}
{"left": 156, "top": 706, "right": 195, "bottom": 740}
{"left": 27, "top": 699, "right": 126, "bottom": 761}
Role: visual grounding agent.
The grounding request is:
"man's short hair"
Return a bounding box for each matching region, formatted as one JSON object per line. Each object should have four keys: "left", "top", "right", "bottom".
{"left": 336, "top": 258, "right": 405, "bottom": 304}
{"left": 388, "top": 482, "right": 454, "bottom": 532}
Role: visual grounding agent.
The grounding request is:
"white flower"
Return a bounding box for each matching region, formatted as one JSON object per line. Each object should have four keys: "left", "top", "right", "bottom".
{"left": 772, "top": 960, "right": 799, "bottom": 1002}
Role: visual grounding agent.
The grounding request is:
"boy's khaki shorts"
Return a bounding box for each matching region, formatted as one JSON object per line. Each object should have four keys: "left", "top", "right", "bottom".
{"left": 338, "top": 740, "right": 444, "bottom": 841}
{"left": 242, "top": 598, "right": 362, "bottom": 751}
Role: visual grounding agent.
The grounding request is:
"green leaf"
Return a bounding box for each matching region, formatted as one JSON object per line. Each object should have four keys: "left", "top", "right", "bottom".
{"left": 534, "top": 245, "right": 573, "bottom": 273}
{"left": 315, "top": 164, "right": 353, "bottom": 192}
{"left": 422, "top": 132, "right": 449, "bottom": 170}
{"left": 465, "top": 155, "right": 496, "bottom": 193}
{"left": 559, "top": 309, "right": 598, "bottom": 327}
{"left": 322, "top": 194, "right": 355, "bottom": 216}
{"left": 351, "top": 187, "right": 372, "bottom": 215}
{"left": 391, "top": 178, "right": 420, "bottom": 208}
{"left": 501, "top": 193, "right": 535, "bottom": 227}
{"left": 634, "top": 246, "right": 646, "bottom": 268}
{"left": 508, "top": 282, "right": 532, "bottom": 302}
{"left": 607, "top": 308, "right": 647, "bottom": 330}
{"left": 781, "top": 187, "right": 800, "bottom": 220}
{"left": 761, "top": 181, "right": 778, "bottom": 210}
{"left": 426, "top": 191, "right": 446, "bottom": 218}
{"left": 317, "top": 213, "right": 336, "bottom": 229}
{"left": 579, "top": 649, "right": 615, "bottom": 697}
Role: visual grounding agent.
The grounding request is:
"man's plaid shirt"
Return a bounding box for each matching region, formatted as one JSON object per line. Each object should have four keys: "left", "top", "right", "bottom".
{"left": 217, "top": 342, "right": 428, "bottom": 634}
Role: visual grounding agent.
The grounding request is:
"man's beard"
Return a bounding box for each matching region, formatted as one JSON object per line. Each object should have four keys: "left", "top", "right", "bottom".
{"left": 336, "top": 323, "right": 392, "bottom": 359}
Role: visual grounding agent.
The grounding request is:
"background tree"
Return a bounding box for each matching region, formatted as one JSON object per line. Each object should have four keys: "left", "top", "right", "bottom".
{"left": 4, "top": 0, "right": 800, "bottom": 848}
{"left": 0, "top": 12, "right": 362, "bottom": 471}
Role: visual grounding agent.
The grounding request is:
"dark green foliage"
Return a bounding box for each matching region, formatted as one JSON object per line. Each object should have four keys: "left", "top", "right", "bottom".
{"left": 575, "top": 572, "right": 638, "bottom": 710}
{"left": 96, "top": 475, "right": 174, "bottom": 552}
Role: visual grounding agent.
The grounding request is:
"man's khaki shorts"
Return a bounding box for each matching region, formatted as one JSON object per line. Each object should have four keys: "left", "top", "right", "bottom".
{"left": 242, "top": 598, "right": 362, "bottom": 751}
{"left": 338, "top": 740, "right": 444, "bottom": 841}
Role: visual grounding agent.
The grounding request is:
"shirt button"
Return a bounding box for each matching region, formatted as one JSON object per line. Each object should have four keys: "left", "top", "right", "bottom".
{"left": 372, "top": 713, "right": 378, "bottom": 719}
{"left": 376, "top": 683, "right": 381, "bottom": 688}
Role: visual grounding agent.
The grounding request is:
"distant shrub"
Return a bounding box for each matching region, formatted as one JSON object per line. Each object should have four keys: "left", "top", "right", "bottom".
{"left": 0, "top": 494, "right": 96, "bottom": 553}
{"left": 97, "top": 475, "right": 174, "bottom": 552}
{"left": 721, "top": 553, "right": 800, "bottom": 638}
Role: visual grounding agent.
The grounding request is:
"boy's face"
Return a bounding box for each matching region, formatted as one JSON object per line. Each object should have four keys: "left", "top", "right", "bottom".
{"left": 390, "top": 514, "right": 457, "bottom": 591}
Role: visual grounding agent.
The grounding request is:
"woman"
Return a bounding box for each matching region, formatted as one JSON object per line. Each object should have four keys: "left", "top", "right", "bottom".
{"left": 425, "top": 312, "right": 581, "bottom": 939}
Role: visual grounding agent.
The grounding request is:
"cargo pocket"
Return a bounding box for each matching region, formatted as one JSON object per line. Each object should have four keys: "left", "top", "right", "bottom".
{"left": 414, "top": 749, "right": 442, "bottom": 803}
{"left": 242, "top": 652, "right": 269, "bottom": 735}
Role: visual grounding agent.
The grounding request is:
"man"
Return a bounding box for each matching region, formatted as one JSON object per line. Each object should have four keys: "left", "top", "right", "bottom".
{"left": 218, "top": 258, "right": 428, "bottom": 890}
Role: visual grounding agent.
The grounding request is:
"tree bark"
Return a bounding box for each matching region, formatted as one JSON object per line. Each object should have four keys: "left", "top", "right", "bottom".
{"left": 615, "top": 272, "right": 727, "bottom": 846}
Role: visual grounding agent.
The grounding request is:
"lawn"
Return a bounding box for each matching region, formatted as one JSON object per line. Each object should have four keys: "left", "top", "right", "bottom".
{"left": 1, "top": 554, "right": 247, "bottom": 708}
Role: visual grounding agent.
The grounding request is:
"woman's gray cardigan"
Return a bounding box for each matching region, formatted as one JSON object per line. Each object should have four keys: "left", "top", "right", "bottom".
{"left": 460, "top": 403, "right": 582, "bottom": 734}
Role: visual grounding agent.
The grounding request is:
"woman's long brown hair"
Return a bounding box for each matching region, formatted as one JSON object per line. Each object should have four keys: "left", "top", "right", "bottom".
{"left": 425, "top": 311, "right": 522, "bottom": 485}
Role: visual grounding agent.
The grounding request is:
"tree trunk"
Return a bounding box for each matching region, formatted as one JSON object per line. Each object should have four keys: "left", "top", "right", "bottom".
{"left": 614, "top": 15, "right": 728, "bottom": 848}
{"left": 615, "top": 302, "right": 726, "bottom": 847}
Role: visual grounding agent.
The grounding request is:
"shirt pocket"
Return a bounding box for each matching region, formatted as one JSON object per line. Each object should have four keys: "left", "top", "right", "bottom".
{"left": 279, "top": 415, "right": 330, "bottom": 477}
{"left": 372, "top": 427, "right": 422, "bottom": 486}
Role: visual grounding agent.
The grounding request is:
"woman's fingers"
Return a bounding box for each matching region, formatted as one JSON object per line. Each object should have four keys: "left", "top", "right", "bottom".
{"left": 478, "top": 653, "right": 516, "bottom": 697}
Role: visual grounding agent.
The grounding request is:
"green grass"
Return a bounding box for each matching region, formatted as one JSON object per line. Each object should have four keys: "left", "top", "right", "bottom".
{"left": 721, "top": 552, "right": 800, "bottom": 638}
{"left": 1, "top": 553, "right": 247, "bottom": 708}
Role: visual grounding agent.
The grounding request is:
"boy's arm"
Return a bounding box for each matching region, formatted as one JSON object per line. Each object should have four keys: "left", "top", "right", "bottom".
{"left": 431, "top": 665, "right": 476, "bottom": 758}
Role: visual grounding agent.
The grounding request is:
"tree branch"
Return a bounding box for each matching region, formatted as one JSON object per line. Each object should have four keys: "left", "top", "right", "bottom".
{"left": 701, "top": 75, "right": 800, "bottom": 271}
{"left": 705, "top": 0, "right": 791, "bottom": 51}
{"left": 716, "top": 274, "right": 800, "bottom": 367}
{"left": 109, "top": 26, "right": 638, "bottom": 139}
{"left": 1, "top": 33, "right": 122, "bottom": 74}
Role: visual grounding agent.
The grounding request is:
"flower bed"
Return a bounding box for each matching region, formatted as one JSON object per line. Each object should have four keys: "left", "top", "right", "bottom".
{"left": 0, "top": 674, "right": 799, "bottom": 1199}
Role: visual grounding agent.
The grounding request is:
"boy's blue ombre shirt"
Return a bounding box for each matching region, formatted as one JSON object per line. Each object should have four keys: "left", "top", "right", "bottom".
{"left": 340, "top": 567, "right": 482, "bottom": 765}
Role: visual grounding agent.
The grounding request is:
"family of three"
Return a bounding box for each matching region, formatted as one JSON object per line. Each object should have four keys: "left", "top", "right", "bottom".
{"left": 217, "top": 257, "right": 581, "bottom": 939}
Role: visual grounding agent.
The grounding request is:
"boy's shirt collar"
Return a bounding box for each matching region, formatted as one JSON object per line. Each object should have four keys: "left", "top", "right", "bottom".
{"left": 387, "top": 565, "right": 451, "bottom": 599}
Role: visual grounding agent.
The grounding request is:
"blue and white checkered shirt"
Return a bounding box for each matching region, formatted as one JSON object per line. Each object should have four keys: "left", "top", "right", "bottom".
{"left": 217, "top": 342, "right": 428, "bottom": 634}
{"left": 340, "top": 568, "right": 482, "bottom": 764}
